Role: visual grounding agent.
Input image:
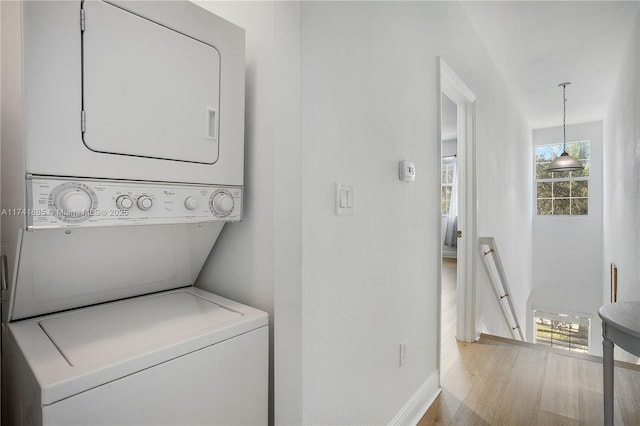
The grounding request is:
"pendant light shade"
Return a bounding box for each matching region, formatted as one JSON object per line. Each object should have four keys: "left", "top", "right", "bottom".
{"left": 547, "top": 151, "right": 584, "bottom": 172}
{"left": 547, "top": 82, "right": 584, "bottom": 173}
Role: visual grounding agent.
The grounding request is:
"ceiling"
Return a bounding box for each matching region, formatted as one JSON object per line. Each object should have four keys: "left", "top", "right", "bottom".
{"left": 460, "top": 1, "right": 640, "bottom": 129}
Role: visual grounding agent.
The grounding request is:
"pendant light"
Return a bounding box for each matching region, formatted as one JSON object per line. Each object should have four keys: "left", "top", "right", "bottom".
{"left": 547, "top": 82, "right": 584, "bottom": 172}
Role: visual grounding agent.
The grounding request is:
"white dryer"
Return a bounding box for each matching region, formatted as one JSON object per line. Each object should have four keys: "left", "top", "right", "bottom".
{"left": 19, "top": 0, "right": 245, "bottom": 185}
{"left": 1, "top": 1, "right": 267, "bottom": 425}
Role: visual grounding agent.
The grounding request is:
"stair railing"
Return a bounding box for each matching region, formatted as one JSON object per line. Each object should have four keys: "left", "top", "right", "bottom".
{"left": 478, "top": 237, "right": 525, "bottom": 341}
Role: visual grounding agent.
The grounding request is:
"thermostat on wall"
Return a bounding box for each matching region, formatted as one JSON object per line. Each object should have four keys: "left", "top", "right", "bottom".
{"left": 399, "top": 160, "right": 416, "bottom": 182}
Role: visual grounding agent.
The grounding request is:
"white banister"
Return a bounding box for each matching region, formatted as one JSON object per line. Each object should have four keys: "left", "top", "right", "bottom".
{"left": 478, "top": 237, "right": 524, "bottom": 341}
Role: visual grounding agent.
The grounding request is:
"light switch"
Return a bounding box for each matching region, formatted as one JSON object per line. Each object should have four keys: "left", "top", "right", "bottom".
{"left": 339, "top": 189, "right": 347, "bottom": 208}
{"left": 336, "top": 183, "right": 354, "bottom": 215}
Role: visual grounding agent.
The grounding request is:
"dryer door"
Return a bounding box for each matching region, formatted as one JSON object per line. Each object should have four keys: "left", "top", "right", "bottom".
{"left": 82, "top": 1, "right": 221, "bottom": 164}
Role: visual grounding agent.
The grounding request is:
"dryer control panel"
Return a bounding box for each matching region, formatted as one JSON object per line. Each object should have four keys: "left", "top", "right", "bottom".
{"left": 25, "top": 176, "right": 242, "bottom": 230}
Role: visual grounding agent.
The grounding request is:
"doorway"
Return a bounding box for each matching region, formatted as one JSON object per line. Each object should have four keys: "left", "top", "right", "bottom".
{"left": 440, "top": 94, "right": 459, "bottom": 377}
{"left": 437, "top": 58, "right": 477, "bottom": 379}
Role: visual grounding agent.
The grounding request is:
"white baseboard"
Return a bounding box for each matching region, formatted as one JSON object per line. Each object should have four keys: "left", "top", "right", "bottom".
{"left": 388, "top": 370, "right": 441, "bottom": 426}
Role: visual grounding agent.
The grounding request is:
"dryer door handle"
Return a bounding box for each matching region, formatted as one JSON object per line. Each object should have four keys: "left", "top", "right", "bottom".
{"left": 207, "top": 108, "right": 218, "bottom": 142}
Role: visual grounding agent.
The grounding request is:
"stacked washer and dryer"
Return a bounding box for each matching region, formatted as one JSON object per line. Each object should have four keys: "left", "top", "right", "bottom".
{"left": 1, "top": 1, "right": 267, "bottom": 425}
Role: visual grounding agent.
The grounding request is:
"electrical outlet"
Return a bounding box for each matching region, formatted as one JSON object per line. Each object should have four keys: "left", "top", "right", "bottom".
{"left": 399, "top": 341, "right": 407, "bottom": 367}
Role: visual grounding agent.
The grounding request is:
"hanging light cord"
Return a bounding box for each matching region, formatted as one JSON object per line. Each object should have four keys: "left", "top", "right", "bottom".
{"left": 559, "top": 82, "right": 570, "bottom": 153}
{"left": 562, "top": 83, "right": 567, "bottom": 152}
{"left": 547, "top": 82, "right": 582, "bottom": 172}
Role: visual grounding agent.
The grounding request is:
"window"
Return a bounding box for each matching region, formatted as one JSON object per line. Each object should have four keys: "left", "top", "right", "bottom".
{"left": 441, "top": 157, "right": 455, "bottom": 214}
{"left": 535, "top": 140, "right": 590, "bottom": 215}
{"left": 533, "top": 310, "right": 589, "bottom": 353}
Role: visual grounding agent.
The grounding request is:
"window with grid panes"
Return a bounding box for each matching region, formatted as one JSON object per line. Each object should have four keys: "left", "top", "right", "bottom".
{"left": 441, "top": 157, "right": 455, "bottom": 214}
{"left": 535, "top": 141, "right": 590, "bottom": 215}
{"left": 533, "top": 310, "right": 590, "bottom": 353}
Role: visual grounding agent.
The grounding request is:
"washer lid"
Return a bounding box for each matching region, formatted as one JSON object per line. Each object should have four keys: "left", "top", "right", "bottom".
{"left": 8, "top": 287, "right": 268, "bottom": 406}
{"left": 39, "top": 291, "right": 241, "bottom": 367}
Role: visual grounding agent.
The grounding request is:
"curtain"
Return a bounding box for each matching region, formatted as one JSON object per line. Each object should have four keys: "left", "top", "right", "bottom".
{"left": 444, "top": 156, "right": 458, "bottom": 247}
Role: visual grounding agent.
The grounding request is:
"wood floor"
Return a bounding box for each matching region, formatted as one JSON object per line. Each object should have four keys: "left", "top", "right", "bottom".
{"left": 420, "top": 335, "right": 640, "bottom": 425}
{"left": 440, "top": 257, "right": 458, "bottom": 378}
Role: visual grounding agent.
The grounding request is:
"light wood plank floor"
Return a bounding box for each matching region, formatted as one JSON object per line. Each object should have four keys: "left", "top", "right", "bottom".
{"left": 420, "top": 336, "right": 640, "bottom": 425}
{"left": 441, "top": 257, "right": 458, "bottom": 378}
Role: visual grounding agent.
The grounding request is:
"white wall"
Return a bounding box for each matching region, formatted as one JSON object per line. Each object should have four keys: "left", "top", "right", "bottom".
{"left": 604, "top": 11, "right": 640, "bottom": 305}
{"left": 300, "top": 2, "right": 531, "bottom": 423}
{"left": 193, "top": 1, "right": 532, "bottom": 424}
{"left": 191, "top": 2, "right": 302, "bottom": 425}
{"left": 602, "top": 10, "right": 640, "bottom": 361}
{"left": 442, "top": 138, "right": 457, "bottom": 157}
{"left": 473, "top": 96, "right": 533, "bottom": 341}
{"left": 530, "top": 121, "right": 604, "bottom": 355}
{"left": 271, "top": 3, "right": 303, "bottom": 423}
{"left": 300, "top": 4, "right": 437, "bottom": 422}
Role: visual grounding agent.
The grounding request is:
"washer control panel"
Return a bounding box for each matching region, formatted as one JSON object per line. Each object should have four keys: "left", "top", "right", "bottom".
{"left": 26, "top": 176, "right": 242, "bottom": 229}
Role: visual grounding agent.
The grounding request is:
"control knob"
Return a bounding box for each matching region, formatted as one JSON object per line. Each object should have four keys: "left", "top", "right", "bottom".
{"left": 137, "top": 195, "right": 153, "bottom": 211}
{"left": 184, "top": 196, "right": 199, "bottom": 211}
{"left": 210, "top": 190, "right": 234, "bottom": 217}
{"left": 58, "top": 190, "right": 92, "bottom": 213}
{"left": 116, "top": 195, "right": 134, "bottom": 210}
{"left": 49, "top": 183, "right": 97, "bottom": 223}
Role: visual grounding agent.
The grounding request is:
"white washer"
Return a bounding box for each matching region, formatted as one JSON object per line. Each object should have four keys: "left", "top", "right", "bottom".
{"left": 6, "top": 288, "right": 268, "bottom": 425}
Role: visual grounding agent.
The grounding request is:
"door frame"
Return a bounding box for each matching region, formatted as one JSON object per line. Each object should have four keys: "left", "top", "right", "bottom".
{"left": 437, "top": 58, "right": 477, "bottom": 353}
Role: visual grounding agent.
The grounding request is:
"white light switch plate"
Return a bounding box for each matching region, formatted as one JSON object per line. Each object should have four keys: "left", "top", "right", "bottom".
{"left": 335, "top": 183, "right": 354, "bottom": 215}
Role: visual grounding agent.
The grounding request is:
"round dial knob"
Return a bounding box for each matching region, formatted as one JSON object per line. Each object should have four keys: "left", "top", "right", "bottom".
{"left": 116, "top": 195, "right": 134, "bottom": 210}
{"left": 210, "top": 190, "right": 234, "bottom": 217}
{"left": 49, "top": 183, "right": 97, "bottom": 223}
{"left": 184, "top": 196, "right": 199, "bottom": 211}
{"left": 137, "top": 195, "right": 153, "bottom": 211}
{"left": 58, "top": 190, "right": 92, "bottom": 215}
